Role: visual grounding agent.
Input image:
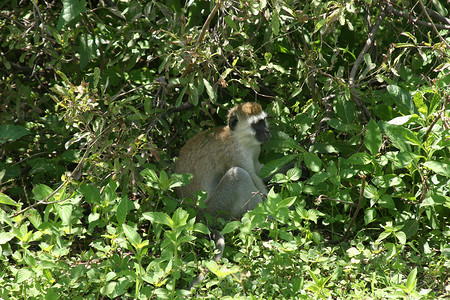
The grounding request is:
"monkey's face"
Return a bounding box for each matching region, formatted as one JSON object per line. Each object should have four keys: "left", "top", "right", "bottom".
{"left": 252, "top": 118, "right": 271, "bottom": 143}
{"left": 228, "top": 103, "right": 270, "bottom": 145}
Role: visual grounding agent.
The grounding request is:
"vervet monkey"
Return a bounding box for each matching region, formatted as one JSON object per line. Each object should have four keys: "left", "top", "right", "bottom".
{"left": 176, "top": 102, "right": 270, "bottom": 288}
{"left": 176, "top": 102, "right": 270, "bottom": 219}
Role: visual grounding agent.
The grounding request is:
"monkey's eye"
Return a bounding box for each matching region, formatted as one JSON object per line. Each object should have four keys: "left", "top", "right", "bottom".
{"left": 255, "top": 119, "right": 266, "bottom": 126}
{"left": 251, "top": 119, "right": 267, "bottom": 130}
{"left": 229, "top": 115, "right": 239, "bottom": 130}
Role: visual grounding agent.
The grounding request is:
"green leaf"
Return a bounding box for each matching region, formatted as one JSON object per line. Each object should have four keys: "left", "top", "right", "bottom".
{"left": 377, "top": 230, "right": 391, "bottom": 242}
{"left": 193, "top": 222, "right": 210, "bottom": 235}
{"left": 122, "top": 224, "right": 141, "bottom": 245}
{"left": 100, "top": 281, "right": 118, "bottom": 297}
{"left": 57, "top": 0, "right": 87, "bottom": 30}
{"left": 27, "top": 209, "right": 42, "bottom": 231}
{"left": 221, "top": 221, "right": 241, "bottom": 235}
{"left": 59, "top": 204, "right": 73, "bottom": 225}
{"left": 205, "top": 260, "right": 231, "bottom": 278}
{"left": 347, "top": 152, "right": 372, "bottom": 165}
{"left": 286, "top": 168, "right": 301, "bottom": 181}
{"left": 307, "top": 172, "right": 329, "bottom": 185}
{"left": 381, "top": 122, "right": 411, "bottom": 152}
{"left": 401, "top": 219, "right": 418, "bottom": 239}
{"left": 203, "top": 78, "right": 216, "bottom": 102}
{"left": 188, "top": 82, "right": 199, "bottom": 106}
{"left": 365, "top": 119, "right": 382, "bottom": 156}
{"left": 0, "top": 125, "right": 30, "bottom": 144}
{"left": 260, "top": 154, "right": 297, "bottom": 178}
{"left": 0, "top": 231, "right": 15, "bottom": 244}
{"left": 385, "top": 123, "right": 422, "bottom": 148}
{"left": 277, "top": 197, "right": 296, "bottom": 209}
{"left": 224, "top": 15, "right": 238, "bottom": 31}
{"left": 364, "top": 208, "right": 376, "bottom": 225}
{"left": 176, "top": 85, "right": 188, "bottom": 107}
{"left": 172, "top": 208, "right": 188, "bottom": 227}
{"left": 177, "top": 235, "right": 196, "bottom": 245}
{"left": 79, "top": 183, "right": 101, "bottom": 204}
{"left": 117, "top": 197, "right": 133, "bottom": 226}
{"left": 93, "top": 67, "right": 100, "bottom": 89}
{"left": 335, "top": 95, "right": 355, "bottom": 124}
{"left": 0, "top": 193, "right": 19, "bottom": 207}
{"left": 394, "top": 230, "right": 407, "bottom": 244}
{"left": 387, "top": 85, "right": 417, "bottom": 115}
{"left": 266, "top": 131, "right": 303, "bottom": 151}
{"left": 413, "top": 92, "right": 427, "bottom": 115}
{"left": 379, "top": 195, "right": 396, "bottom": 210}
{"left": 33, "top": 184, "right": 54, "bottom": 202}
{"left": 141, "top": 168, "right": 159, "bottom": 183}
{"left": 264, "top": 52, "right": 272, "bottom": 64}
{"left": 143, "top": 212, "right": 174, "bottom": 228}
{"left": 314, "top": 18, "right": 327, "bottom": 32}
{"left": 304, "top": 152, "right": 322, "bottom": 172}
{"left": 423, "top": 161, "right": 450, "bottom": 177}
{"left": 364, "top": 184, "right": 379, "bottom": 200}
{"left": 405, "top": 268, "right": 417, "bottom": 292}
{"left": 388, "top": 115, "right": 414, "bottom": 125}
{"left": 271, "top": 10, "right": 280, "bottom": 35}
{"left": 16, "top": 268, "right": 33, "bottom": 283}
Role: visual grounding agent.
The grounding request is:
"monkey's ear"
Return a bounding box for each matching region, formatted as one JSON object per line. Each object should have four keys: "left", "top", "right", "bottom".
{"left": 229, "top": 113, "right": 239, "bottom": 130}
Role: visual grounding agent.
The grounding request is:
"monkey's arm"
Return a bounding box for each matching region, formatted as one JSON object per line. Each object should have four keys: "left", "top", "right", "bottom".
{"left": 250, "top": 172, "right": 268, "bottom": 195}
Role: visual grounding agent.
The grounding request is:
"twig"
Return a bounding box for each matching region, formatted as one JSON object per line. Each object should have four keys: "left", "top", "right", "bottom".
{"left": 8, "top": 122, "right": 114, "bottom": 219}
{"left": 423, "top": 94, "right": 449, "bottom": 142}
{"left": 350, "top": 90, "right": 372, "bottom": 122}
{"left": 425, "top": 8, "right": 450, "bottom": 25}
{"left": 9, "top": 180, "right": 71, "bottom": 218}
{"left": 342, "top": 174, "right": 366, "bottom": 241}
{"left": 349, "top": 9, "right": 386, "bottom": 86}
{"left": 387, "top": 4, "right": 450, "bottom": 31}
{"left": 181, "top": 0, "right": 222, "bottom": 78}
{"left": 316, "top": 194, "right": 357, "bottom": 206}
{"left": 442, "top": 95, "right": 450, "bottom": 130}
{"left": 418, "top": 0, "right": 450, "bottom": 48}
{"left": 348, "top": 8, "right": 386, "bottom": 122}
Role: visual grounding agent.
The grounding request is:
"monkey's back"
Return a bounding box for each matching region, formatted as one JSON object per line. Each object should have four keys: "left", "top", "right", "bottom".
{"left": 175, "top": 126, "right": 237, "bottom": 199}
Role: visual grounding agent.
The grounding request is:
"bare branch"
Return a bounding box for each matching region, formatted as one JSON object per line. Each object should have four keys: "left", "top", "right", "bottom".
{"left": 349, "top": 9, "right": 387, "bottom": 86}
{"left": 181, "top": 0, "right": 223, "bottom": 78}
{"left": 342, "top": 174, "right": 366, "bottom": 241}
{"left": 418, "top": 0, "right": 450, "bottom": 48}
{"left": 387, "top": 4, "right": 450, "bottom": 31}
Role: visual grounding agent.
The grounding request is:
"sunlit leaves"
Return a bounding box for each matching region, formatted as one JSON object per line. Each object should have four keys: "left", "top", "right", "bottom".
{"left": 423, "top": 161, "right": 450, "bottom": 177}
{"left": 0, "top": 193, "right": 19, "bottom": 207}
{"left": 57, "top": 0, "right": 86, "bottom": 30}
{"left": 364, "top": 119, "right": 382, "bottom": 157}
{"left": 387, "top": 85, "right": 418, "bottom": 115}
{"left": 0, "top": 125, "right": 29, "bottom": 144}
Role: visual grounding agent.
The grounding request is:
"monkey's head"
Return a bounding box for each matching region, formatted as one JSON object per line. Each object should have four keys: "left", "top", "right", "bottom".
{"left": 227, "top": 102, "right": 271, "bottom": 144}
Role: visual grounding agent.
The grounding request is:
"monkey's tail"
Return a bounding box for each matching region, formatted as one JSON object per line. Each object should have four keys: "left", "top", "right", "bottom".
{"left": 189, "top": 230, "right": 225, "bottom": 288}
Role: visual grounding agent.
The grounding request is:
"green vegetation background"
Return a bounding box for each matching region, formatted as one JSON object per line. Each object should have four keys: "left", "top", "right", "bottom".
{"left": 0, "top": 0, "right": 449, "bottom": 298}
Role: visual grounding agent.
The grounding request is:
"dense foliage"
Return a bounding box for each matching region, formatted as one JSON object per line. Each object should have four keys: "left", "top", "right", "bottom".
{"left": 1, "top": 0, "right": 449, "bottom": 298}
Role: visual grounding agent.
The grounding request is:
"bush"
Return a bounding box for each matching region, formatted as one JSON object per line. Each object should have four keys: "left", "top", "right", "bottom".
{"left": 1, "top": 0, "right": 449, "bottom": 298}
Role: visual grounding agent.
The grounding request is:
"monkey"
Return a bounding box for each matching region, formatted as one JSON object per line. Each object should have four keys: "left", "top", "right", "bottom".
{"left": 175, "top": 102, "right": 270, "bottom": 219}
{"left": 175, "top": 102, "right": 270, "bottom": 289}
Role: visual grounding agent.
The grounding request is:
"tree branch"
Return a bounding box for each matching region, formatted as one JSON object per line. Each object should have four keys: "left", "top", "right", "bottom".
{"left": 181, "top": 0, "right": 222, "bottom": 78}
{"left": 348, "top": 8, "right": 387, "bottom": 122}
{"left": 387, "top": 4, "right": 450, "bottom": 31}
{"left": 349, "top": 8, "right": 386, "bottom": 86}
{"left": 418, "top": 0, "right": 450, "bottom": 48}
{"left": 342, "top": 174, "right": 366, "bottom": 241}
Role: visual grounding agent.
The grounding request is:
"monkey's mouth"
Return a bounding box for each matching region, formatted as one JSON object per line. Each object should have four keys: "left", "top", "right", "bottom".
{"left": 257, "top": 131, "right": 271, "bottom": 143}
